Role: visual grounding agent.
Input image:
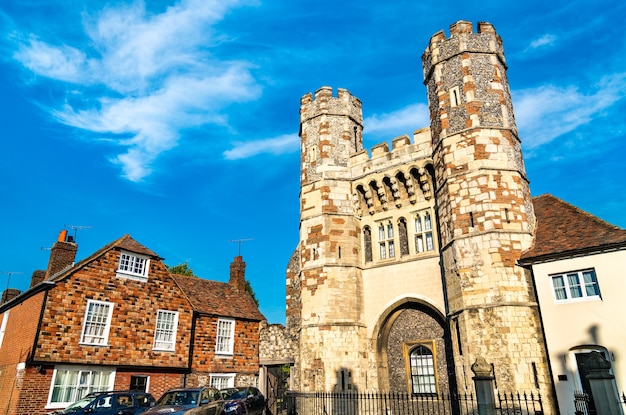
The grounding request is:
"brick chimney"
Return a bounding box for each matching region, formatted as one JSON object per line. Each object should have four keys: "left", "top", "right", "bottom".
{"left": 229, "top": 256, "right": 246, "bottom": 292}
{"left": 30, "top": 270, "right": 46, "bottom": 288}
{"left": 45, "top": 230, "right": 78, "bottom": 279}
{"left": 1, "top": 288, "right": 21, "bottom": 305}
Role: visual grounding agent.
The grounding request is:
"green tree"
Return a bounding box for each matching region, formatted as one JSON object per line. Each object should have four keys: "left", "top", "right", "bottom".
{"left": 245, "top": 279, "right": 259, "bottom": 307}
{"left": 168, "top": 262, "right": 196, "bottom": 277}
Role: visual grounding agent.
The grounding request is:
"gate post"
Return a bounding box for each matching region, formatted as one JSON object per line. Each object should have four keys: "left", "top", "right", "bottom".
{"left": 586, "top": 351, "right": 624, "bottom": 415}
{"left": 472, "top": 357, "right": 496, "bottom": 415}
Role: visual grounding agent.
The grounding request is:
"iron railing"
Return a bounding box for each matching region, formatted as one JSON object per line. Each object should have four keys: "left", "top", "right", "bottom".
{"left": 283, "top": 391, "right": 544, "bottom": 415}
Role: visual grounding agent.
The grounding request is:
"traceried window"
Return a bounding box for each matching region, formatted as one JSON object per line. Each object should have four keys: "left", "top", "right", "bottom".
{"left": 117, "top": 250, "right": 150, "bottom": 281}
{"left": 414, "top": 211, "right": 435, "bottom": 253}
{"left": 153, "top": 310, "right": 179, "bottom": 351}
{"left": 378, "top": 221, "right": 395, "bottom": 260}
{"left": 210, "top": 374, "right": 235, "bottom": 389}
{"left": 551, "top": 269, "right": 601, "bottom": 302}
{"left": 48, "top": 366, "right": 115, "bottom": 407}
{"left": 410, "top": 345, "right": 437, "bottom": 395}
{"left": 216, "top": 318, "right": 235, "bottom": 355}
{"left": 80, "top": 300, "right": 114, "bottom": 345}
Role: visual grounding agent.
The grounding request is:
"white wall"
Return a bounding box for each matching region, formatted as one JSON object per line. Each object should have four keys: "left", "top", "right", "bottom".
{"left": 532, "top": 248, "right": 626, "bottom": 414}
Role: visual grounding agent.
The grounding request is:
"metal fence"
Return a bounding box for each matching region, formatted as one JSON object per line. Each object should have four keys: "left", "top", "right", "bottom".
{"left": 283, "top": 391, "right": 544, "bottom": 415}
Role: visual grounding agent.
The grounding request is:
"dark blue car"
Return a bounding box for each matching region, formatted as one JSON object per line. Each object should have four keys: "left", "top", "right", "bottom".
{"left": 222, "top": 387, "right": 265, "bottom": 415}
{"left": 48, "top": 391, "right": 155, "bottom": 415}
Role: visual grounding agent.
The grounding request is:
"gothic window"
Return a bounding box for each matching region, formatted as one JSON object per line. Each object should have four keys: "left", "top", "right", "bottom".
{"left": 378, "top": 221, "right": 395, "bottom": 259}
{"left": 415, "top": 210, "right": 435, "bottom": 253}
{"left": 363, "top": 226, "right": 372, "bottom": 263}
{"left": 398, "top": 218, "right": 409, "bottom": 256}
{"left": 410, "top": 345, "right": 437, "bottom": 395}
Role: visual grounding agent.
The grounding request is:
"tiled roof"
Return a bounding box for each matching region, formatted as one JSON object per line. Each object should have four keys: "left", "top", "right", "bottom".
{"left": 49, "top": 234, "right": 160, "bottom": 282}
{"left": 520, "top": 194, "right": 626, "bottom": 262}
{"left": 172, "top": 274, "right": 265, "bottom": 321}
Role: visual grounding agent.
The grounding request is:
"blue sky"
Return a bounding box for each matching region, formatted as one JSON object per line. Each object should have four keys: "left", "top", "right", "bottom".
{"left": 1, "top": 0, "right": 624, "bottom": 324}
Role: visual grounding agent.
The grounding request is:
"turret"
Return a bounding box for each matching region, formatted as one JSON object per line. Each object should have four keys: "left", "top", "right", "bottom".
{"left": 294, "top": 87, "right": 367, "bottom": 391}
{"left": 423, "top": 20, "right": 552, "bottom": 406}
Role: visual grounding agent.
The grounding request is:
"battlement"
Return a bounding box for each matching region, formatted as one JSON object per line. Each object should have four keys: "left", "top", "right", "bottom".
{"left": 350, "top": 127, "right": 432, "bottom": 174}
{"left": 422, "top": 20, "right": 505, "bottom": 81}
{"left": 300, "top": 86, "right": 363, "bottom": 125}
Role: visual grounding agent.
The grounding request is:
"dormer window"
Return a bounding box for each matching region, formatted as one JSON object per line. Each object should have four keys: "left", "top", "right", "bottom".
{"left": 117, "top": 251, "right": 150, "bottom": 281}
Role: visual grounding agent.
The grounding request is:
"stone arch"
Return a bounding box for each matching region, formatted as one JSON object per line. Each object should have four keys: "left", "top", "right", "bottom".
{"left": 372, "top": 298, "right": 451, "bottom": 394}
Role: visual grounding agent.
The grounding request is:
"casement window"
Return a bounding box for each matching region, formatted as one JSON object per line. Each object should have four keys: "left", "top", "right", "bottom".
{"left": 378, "top": 221, "right": 395, "bottom": 259}
{"left": 117, "top": 250, "right": 150, "bottom": 281}
{"left": 0, "top": 311, "right": 9, "bottom": 348}
{"left": 409, "top": 345, "right": 437, "bottom": 395}
{"left": 48, "top": 366, "right": 115, "bottom": 407}
{"left": 210, "top": 374, "right": 235, "bottom": 389}
{"left": 153, "top": 310, "right": 179, "bottom": 351}
{"left": 551, "top": 269, "right": 601, "bottom": 302}
{"left": 80, "top": 300, "right": 114, "bottom": 345}
{"left": 130, "top": 375, "right": 149, "bottom": 392}
{"left": 215, "top": 318, "right": 235, "bottom": 355}
{"left": 414, "top": 211, "right": 434, "bottom": 253}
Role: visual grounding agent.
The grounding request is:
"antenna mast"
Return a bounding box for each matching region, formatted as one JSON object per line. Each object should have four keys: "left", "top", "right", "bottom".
{"left": 228, "top": 238, "right": 253, "bottom": 256}
{"left": 64, "top": 224, "right": 93, "bottom": 242}
{"left": 0, "top": 271, "right": 23, "bottom": 291}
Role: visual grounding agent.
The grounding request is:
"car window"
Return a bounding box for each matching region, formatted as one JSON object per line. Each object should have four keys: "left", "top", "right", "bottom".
{"left": 211, "top": 389, "right": 222, "bottom": 401}
{"left": 116, "top": 394, "right": 133, "bottom": 408}
{"left": 135, "top": 394, "right": 151, "bottom": 407}
{"left": 200, "top": 389, "right": 210, "bottom": 403}
{"left": 92, "top": 396, "right": 113, "bottom": 412}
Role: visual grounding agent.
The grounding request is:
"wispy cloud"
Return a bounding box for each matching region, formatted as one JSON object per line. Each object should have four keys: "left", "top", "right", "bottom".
{"left": 363, "top": 103, "right": 430, "bottom": 138}
{"left": 514, "top": 72, "right": 626, "bottom": 151}
{"left": 9, "top": 0, "right": 260, "bottom": 181}
{"left": 223, "top": 134, "right": 298, "bottom": 160}
{"left": 527, "top": 34, "right": 557, "bottom": 51}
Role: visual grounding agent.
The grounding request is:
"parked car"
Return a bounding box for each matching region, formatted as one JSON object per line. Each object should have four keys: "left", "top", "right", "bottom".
{"left": 142, "top": 387, "right": 224, "bottom": 415}
{"left": 220, "top": 388, "right": 239, "bottom": 400}
{"left": 48, "top": 390, "right": 155, "bottom": 415}
{"left": 221, "top": 387, "right": 265, "bottom": 415}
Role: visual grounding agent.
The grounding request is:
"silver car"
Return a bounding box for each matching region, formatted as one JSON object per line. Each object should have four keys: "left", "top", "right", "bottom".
{"left": 142, "top": 387, "right": 224, "bottom": 415}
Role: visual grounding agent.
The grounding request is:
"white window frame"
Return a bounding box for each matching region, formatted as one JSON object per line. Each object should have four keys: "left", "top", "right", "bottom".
{"left": 0, "top": 311, "right": 9, "bottom": 348}
{"left": 210, "top": 373, "right": 235, "bottom": 389}
{"left": 215, "top": 318, "right": 235, "bottom": 355}
{"left": 409, "top": 345, "right": 437, "bottom": 395}
{"left": 551, "top": 269, "right": 601, "bottom": 303}
{"left": 80, "top": 300, "right": 114, "bottom": 346}
{"left": 46, "top": 365, "right": 115, "bottom": 409}
{"left": 116, "top": 250, "right": 150, "bottom": 281}
{"left": 414, "top": 210, "right": 434, "bottom": 253}
{"left": 153, "top": 310, "right": 179, "bottom": 351}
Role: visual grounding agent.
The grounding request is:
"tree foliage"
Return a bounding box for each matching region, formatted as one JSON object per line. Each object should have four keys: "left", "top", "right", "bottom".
{"left": 245, "top": 279, "right": 259, "bottom": 307}
{"left": 168, "top": 262, "right": 196, "bottom": 277}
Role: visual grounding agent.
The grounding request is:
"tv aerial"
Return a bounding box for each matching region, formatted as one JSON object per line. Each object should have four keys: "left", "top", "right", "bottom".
{"left": 0, "top": 271, "right": 23, "bottom": 291}
{"left": 64, "top": 225, "right": 93, "bottom": 242}
{"left": 229, "top": 238, "right": 253, "bottom": 256}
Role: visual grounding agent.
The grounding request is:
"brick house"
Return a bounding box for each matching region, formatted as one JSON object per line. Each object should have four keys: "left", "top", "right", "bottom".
{"left": 0, "top": 231, "right": 264, "bottom": 415}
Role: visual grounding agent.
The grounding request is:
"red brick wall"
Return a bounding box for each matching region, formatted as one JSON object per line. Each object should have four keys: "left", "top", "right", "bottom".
{"left": 14, "top": 365, "right": 54, "bottom": 415}
{"left": 114, "top": 370, "right": 183, "bottom": 402}
{"left": 34, "top": 249, "right": 193, "bottom": 367}
{"left": 0, "top": 292, "right": 45, "bottom": 365}
{"left": 192, "top": 316, "right": 260, "bottom": 375}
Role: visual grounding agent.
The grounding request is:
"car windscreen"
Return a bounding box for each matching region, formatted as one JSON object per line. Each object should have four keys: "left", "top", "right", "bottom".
{"left": 229, "top": 390, "right": 247, "bottom": 400}
{"left": 157, "top": 391, "right": 200, "bottom": 406}
{"left": 63, "top": 396, "right": 96, "bottom": 411}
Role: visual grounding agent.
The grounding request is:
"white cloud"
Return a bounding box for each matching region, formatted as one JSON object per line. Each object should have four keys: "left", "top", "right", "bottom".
{"left": 528, "top": 34, "right": 557, "bottom": 50}
{"left": 514, "top": 72, "right": 626, "bottom": 150}
{"left": 363, "top": 103, "right": 430, "bottom": 137}
{"left": 10, "top": 0, "right": 259, "bottom": 182}
{"left": 223, "top": 134, "right": 298, "bottom": 160}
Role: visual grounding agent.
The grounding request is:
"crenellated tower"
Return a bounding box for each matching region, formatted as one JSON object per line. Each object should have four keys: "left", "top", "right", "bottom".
{"left": 295, "top": 86, "right": 368, "bottom": 391}
{"left": 423, "top": 20, "right": 552, "bottom": 399}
